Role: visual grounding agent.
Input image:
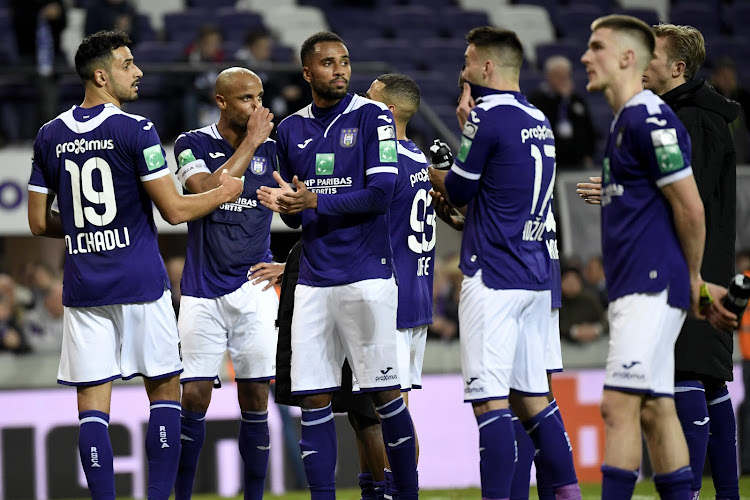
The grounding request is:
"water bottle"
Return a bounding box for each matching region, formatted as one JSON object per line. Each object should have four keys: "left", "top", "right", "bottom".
{"left": 429, "top": 139, "right": 453, "bottom": 170}
{"left": 722, "top": 273, "right": 750, "bottom": 318}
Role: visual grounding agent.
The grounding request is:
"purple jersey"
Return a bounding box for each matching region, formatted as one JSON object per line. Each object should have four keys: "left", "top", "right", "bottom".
{"left": 447, "top": 86, "right": 555, "bottom": 291}
{"left": 28, "top": 103, "right": 170, "bottom": 307}
{"left": 174, "top": 124, "right": 275, "bottom": 298}
{"left": 276, "top": 94, "right": 398, "bottom": 287}
{"left": 601, "top": 90, "right": 692, "bottom": 309}
{"left": 390, "top": 140, "right": 435, "bottom": 328}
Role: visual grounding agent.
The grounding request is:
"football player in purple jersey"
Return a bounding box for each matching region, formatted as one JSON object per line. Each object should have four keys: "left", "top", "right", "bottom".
{"left": 27, "top": 31, "right": 242, "bottom": 500}
{"left": 171, "top": 67, "right": 283, "bottom": 500}
{"left": 580, "top": 15, "right": 736, "bottom": 499}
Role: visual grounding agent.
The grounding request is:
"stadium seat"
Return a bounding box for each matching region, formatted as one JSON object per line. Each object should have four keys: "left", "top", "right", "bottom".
{"left": 216, "top": 8, "right": 266, "bottom": 42}
{"left": 271, "top": 44, "right": 295, "bottom": 63}
{"left": 189, "top": 0, "right": 236, "bottom": 8}
{"left": 458, "top": 0, "right": 510, "bottom": 10}
{"left": 134, "top": 14, "right": 158, "bottom": 43}
{"left": 723, "top": 3, "right": 750, "bottom": 37}
{"left": 163, "top": 9, "right": 214, "bottom": 45}
{"left": 488, "top": 5, "right": 555, "bottom": 65}
{"left": 236, "top": 0, "right": 297, "bottom": 10}
{"left": 357, "top": 38, "right": 419, "bottom": 72}
{"left": 705, "top": 37, "right": 750, "bottom": 69}
{"left": 613, "top": 8, "right": 660, "bottom": 28}
{"left": 336, "top": 26, "right": 387, "bottom": 47}
{"left": 569, "top": 0, "right": 615, "bottom": 11}
{"left": 415, "top": 38, "right": 467, "bottom": 73}
{"left": 130, "top": 0, "right": 184, "bottom": 32}
{"left": 536, "top": 40, "right": 584, "bottom": 73}
{"left": 60, "top": 7, "right": 86, "bottom": 68}
{"left": 519, "top": 71, "right": 543, "bottom": 95}
{"left": 415, "top": 72, "right": 461, "bottom": 108}
{"left": 133, "top": 41, "right": 186, "bottom": 63}
{"left": 553, "top": 5, "right": 606, "bottom": 40}
{"left": 618, "top": 0, "right": 669, "bottom": 24}
{"left": 325, "top": 8, "right": 376, "bottom": 34}
{"left": 262, "top": 5, "right": 329, "bottom": 53}
{"left": 670, "top": 4, "right": 721, "bottom": 37}
{"left": 380, "top": 6, "right": 442, "bottom": 39}
{"left": 438, "top": 8, "right": 491, "bottom": 39}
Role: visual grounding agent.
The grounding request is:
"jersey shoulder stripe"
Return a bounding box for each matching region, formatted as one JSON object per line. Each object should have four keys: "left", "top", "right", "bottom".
{"left": 623, "top": 90, "right": 665, "bottom": 116}
{"left": 57, "top": 103, "right": 148, "bottom": 134}
{"left": 397, "top": 142, "right": 427, "bottom": 163}
{"left": 477, "top": 93, "right": 546, "bottom": 122}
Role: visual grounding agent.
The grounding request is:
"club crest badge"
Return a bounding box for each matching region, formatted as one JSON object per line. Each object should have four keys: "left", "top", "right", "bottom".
{"left": 251, "top": 156, "right": 267, "bottom": 175}
{"left": 340, "top": 128, "right": 358, "bottom": 147}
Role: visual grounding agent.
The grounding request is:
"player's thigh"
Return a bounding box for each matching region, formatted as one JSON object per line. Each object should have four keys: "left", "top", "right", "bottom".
{"left": 178, "top": 294, "right": 228, "bottom": 381}
{"left": 116, "top": 290, "right": 183, "bottom": 380}
{"left": 290, "top": 284, "right": 343, "bottom": 393}
{"left": 410, "top": 325, "right": 428, "bottom": 390}
{"left": 59, "top": 305, "right": 121, "bottom": 385}
{"left": 459, "top": 273, "right": 525, "bottom": 402}
{"left": 334, "top": 277, "right": 399, "bottom": 391}
{"left": 224, "top": 281, "right": 279, "bottom": 382}
{"left": 604, "top": 290, "right": 687, "bottom": 396}
{"left": 545, "top": 308, "right": 563, "bottom": 374}
{"left": 510, "top": 290, "right": 551, "bottom": 396}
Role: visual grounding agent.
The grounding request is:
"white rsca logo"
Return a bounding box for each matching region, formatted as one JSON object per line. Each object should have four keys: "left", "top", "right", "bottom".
{"left": 377, "top": 125, "right": 395, "bottom": 141}
{"left": 645, "top": 116, "right": 667, "bottom": 127}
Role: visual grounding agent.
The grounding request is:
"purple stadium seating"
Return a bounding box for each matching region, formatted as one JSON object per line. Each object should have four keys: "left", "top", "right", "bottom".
{"left": 536, "top": 39, "right": 584, "bottom": 72}
{"left": 133, "top": 41, "right": 186, "bottom": 63}
{"left": 215, "top": 8, "right": 266, "bottom": 42}
{"left": 706, "top": 37, "right": 750, "bottom": 69}
{"left": 723, "top": 3, "right": 750, "bottom": 37}
{"left": 438, "top": 8, "right": 491, "bottom": 39}
{"left": 189, "top": 0, "right": 236, "bottom": 8}
{"left": 163, "top": 9, "right": 213, "bottom": 45}
{"left": 614, "top": 8, "right": 660, "bottom": 27}
{"left": 670, "top": 4, "right": 720, "bottom": 37}
{"left": 553, "top": 5, "right": 606, "bottom": 39}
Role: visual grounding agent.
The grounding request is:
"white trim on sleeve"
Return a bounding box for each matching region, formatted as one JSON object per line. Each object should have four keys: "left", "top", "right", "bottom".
{"left": 140, "top": 168, "right": 172, "bottom": 183}
{"left": 28, "top": 185, "right": 50, "bottom": 194}
{"left": 655, "top": 166, "right": 693, "bottom": 188}
{"left": 365, "top": 166, "right": 399, "bottom": 175}
{"left": 450, "top": 163, "right": 482, "bottom": 180}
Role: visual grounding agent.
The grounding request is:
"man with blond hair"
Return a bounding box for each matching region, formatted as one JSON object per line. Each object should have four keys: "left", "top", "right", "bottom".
{"left": 643, "top": 23, "right": 740, "bottom": 500}
{"left": 580, "top": 15, "right": 736, "bottom": 499}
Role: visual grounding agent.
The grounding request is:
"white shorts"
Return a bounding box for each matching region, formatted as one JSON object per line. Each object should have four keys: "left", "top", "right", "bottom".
{"left": 396, "top": 325, "right": 428, "bottom": 391}
{"left": 545, "top": 308, "right": 563, "bottom": 373}
{"left": 290, "top": 277, "right": 399, "bottom": 394}
{"left": 58, "top": 290, "right": 182, "bottom": 386}
{"left": 178, "top": 281, "right": 278, "bottom": 383}
{"left": 604, "top": 289, "right": 686, "bottom": 397}
{"left": 459, "top": 271, "right": 551, "bottom": 402}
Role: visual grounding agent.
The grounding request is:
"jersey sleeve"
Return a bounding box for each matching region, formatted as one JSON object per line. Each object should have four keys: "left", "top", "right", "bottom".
{"left": 131, "top": 121, "right": 171, "bottom": 182}
{"left": 274, "top": 125, "right": 302, "bottom": 228}
{"left": 316, "top": 106, "right": 398, "bottom": 215}
{"left": 174, "top": 133, "right": 211, "bottom": 189}
{"left": 28, "top": 129, "right": 51, "bottom": 195}
{"left": 637, "top": 111, "right": 693, "bottom": 188}
{"left": 445, "top": 107, "right": 494, "bottom": 206}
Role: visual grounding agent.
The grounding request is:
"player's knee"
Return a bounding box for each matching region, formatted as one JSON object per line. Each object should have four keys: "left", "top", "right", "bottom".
{"left": 640, "top": 397, "right": 673, "bottom": 433}
{"left": 301, "top": 393, "right": 332, "bottom": 410}
{"left": 180, "top": 382, "right": 212, "bottom": 412}
{"left": 370, "top": 388, "right": 402, "bottom": 408}
{"left": 238, "top": 381, "right": 270, "bottom": 412}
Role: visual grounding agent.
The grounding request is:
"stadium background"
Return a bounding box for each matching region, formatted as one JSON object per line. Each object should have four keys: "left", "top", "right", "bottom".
{"left": 0, "top": 0, "right": 749, "bottom": 498}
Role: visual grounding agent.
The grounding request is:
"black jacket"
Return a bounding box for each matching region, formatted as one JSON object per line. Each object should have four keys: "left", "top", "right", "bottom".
{"left": 663, "top": 79, "right": 740, "bottom": 381}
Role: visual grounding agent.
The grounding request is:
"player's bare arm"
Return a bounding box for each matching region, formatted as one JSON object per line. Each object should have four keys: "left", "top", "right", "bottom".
{"left": 186, "top": 107, "right": 274, "bottom": 194}
{"left": 660, "top": 175, "right": 707, "bottom": 318}
{"left": 430, "top": 189, "right": 465, "bottom": 231}
{"left": 248, "top": 262, "right": 285, "bottom": 291}
{"left": 146, "top": 169, "right": 243, "bottom": 225}
{"left": 28, "top": 191, "right": 64, "bottom": 238}
{"left": 456, "top": 81, "right": 475, "bottom": 129}
{"left": 427, "top": 167, "right": 450, "bottom": 202}
{"left": 257, "top": 171, "right": 316, "bottom": 214}
{"left": 576, "top": 176, "right": 602, "bottom": 204}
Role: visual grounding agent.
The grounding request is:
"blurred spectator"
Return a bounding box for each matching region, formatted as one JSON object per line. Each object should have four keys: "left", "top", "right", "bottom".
{"left": 737, "top": 248, "right": 750, "bottom": 474}
{"left": 582, "top": 254, "right": 608, "bottom": 308}
{"left": 234, "top": 29, "right": 309, "bottom": 121}
{"left": 22, "top": 280, "right": 63, "bottom": 354}
{"left": 528, "top": 56, "right": 596, "bottom": 169}
{"left": 710, "top": 57, "right": 750, "bottom": 163}
{"left": 84, "top": 0, "right": 142, "bottom": 45}
{"left": 182, "top": 25, "right": 225, "bottom": 130}
{"left": 9, "top": 0, "right": 67, "bottom": 126}
{"left": 165, "top": 255, "right": 186, "bottom": 316}
{"left": 559, "top": 264, "right": 607, "bottom": 344}
{"left": 428, "top": 255, "right": 461, "bottom": 341}
{"left": 0, "top": 274, "right": 29, "bottom": 354}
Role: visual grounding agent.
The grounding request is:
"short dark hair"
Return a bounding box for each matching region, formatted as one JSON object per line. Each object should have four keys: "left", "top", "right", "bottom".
{"left": 75, "top": 30, "right": 132, "bottom": 81}
{"left": 466, "top": 26, "right": 524, "bottom": 69}
{"left": 300, "top": 31, "right": 345, "bottom": 66}
{"left": 376, "top": 73, "right": 421, "bottom": 121}
{"left": 592, "top": 15, "right": 655, "bottom": 68}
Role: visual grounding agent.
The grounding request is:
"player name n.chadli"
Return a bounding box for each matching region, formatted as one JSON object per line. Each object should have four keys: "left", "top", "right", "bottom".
{"left": 56, "top": 138, "right": 115, "bottom": 158}
{"left": 64, "top": 227, "right": 130, "bottom": 255}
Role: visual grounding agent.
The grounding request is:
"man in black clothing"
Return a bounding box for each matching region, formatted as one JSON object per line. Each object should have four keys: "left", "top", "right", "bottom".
{"left": 643, "top": 23, "right": 740, "bottom": 500}
{"left": 528, "top": 55, "right": 597, "bottom": 169}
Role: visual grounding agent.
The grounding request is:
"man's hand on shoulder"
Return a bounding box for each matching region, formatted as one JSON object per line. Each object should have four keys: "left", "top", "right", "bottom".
{"left": 247, "top": 262, "right": 285, "bottom": 291}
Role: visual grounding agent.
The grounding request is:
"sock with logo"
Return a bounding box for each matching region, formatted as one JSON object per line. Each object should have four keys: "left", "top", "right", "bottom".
{"left": 383, "top": 468, "right": 397, "bottom": 500}
{"left": 78, "top": 410, "right": 115, "bottom": 500}
{"left": 525, "top": 403, "right": 579, "bottom": 497}
{"left": 706, "top": 386, "right": 740, "bottom": 500}
{"left": 239, "top": 410, "right": 270, "bottom": 500}
{"left": 174, "top": 409, "right": 206, "bottom": 500}
{"left": 601, "top": 465, "right": 638, "bottom": 500}
{"left": 146, "top": 400, "right": 181, "bottom": 500}
{"left": 509, "top": 412, "right": 534, "bottom": 500}
{"left": 373, "top": 477, "right": 386, "bottom": 500}
{"left": 300, "top": 404, "right": 336, "bottom": 500}
{"left": 654, "top": 466, "right": 693, "bottom": 500}
{"left": 674, "top": 380, "right": 708, "bottom": 496}
{"left": 476, "top": 409, "right": 515, "bottom": 500}
{"left": 376, "top": 397, "right": 418, "bottom": 500}
{"left": 535, "top": 399, "right": 564, "bottom": 500}
{"left": 358, "top": 472, "right": 376, "bottom": 500}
